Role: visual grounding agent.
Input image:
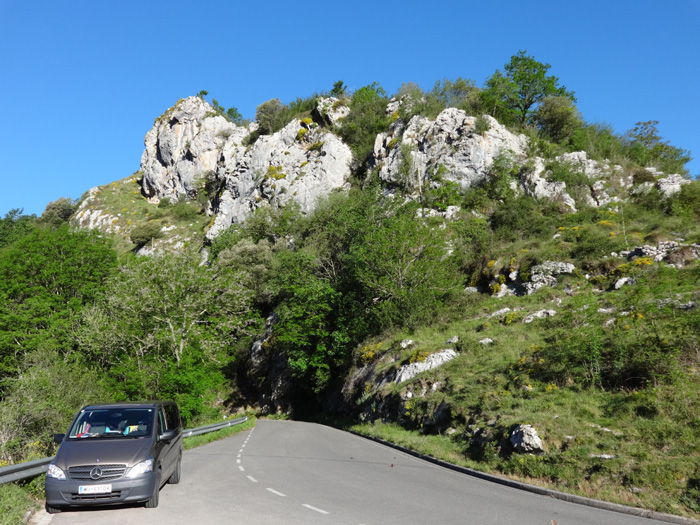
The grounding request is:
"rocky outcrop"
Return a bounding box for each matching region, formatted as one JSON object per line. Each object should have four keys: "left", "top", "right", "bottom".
{"left": 137, "top": 97, "right": 353, "bottom": 240}
{"left": 656, "top": 173, "right": 690, "bottom": 197}
{"left": 313, "top": 97, "right": 350, "bottom": 126}
{"left": 394, "top": 349, "right": 457, "bottom": 384}
{"left": 523, "top": 261, "right": 576, "bottom": 295}
{"left": 207, "top": 117, "right": 352, "bottom": 238}
{"left": 140, "top": 97, "right": 243, "bottom": 202}
{"left": 372, "top": 109, "right": 529, "bottom": 193}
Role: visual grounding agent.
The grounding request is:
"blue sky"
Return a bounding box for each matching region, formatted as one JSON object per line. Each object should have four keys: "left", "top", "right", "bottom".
{"left": 1, "top": 0, "right": 698, "bottom": 217}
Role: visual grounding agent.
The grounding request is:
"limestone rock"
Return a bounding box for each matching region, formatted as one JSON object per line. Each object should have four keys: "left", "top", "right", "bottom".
{"left": 510, "top": 424, "right": 544, "bottom": 453}
{"left": 314, "top": 97, "right": 350, "bottom": 126}
{"left": 394, "top": 349, "right": 457, "bottom": 384}
{"left": 524, "top": 261, "right": 575, "bottom": 295}
{"left": 140, "top": 96, "right": 242, "bottom": 203}
{"left": 522, "top": 310, "right": 557, "bottom": 323}
{"left": 656, "top": 173, "right": 690, "bottom": 198}
{"left": 207, "top": 118, "right": 352, "bottom": 238}
{"left": 372, "top": 109, "right": 528, "bottom": 193}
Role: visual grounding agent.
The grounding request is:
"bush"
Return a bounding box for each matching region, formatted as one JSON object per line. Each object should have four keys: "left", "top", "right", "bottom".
{"left": 337, "top": 82, "right": 390, "bottom": 167}
{"left": 129, "top": 221, "right": 162, "bottom": 246}
{"left": 534, "top": 96, "right": 582, "bottom": 144}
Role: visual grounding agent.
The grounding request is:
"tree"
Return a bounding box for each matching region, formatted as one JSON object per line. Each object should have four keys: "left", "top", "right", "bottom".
{"left": 337, "top": 82, "right": 390, "bottom": 165}
{"left": 534, "top": 96, "right": 582, "bottom": 144}
{"left": 482, "top": 50, "right": 575, "bottom": 126}
{"left": 330, "top": 80, "right": 347, "bottom": 98}
{"left": 626, "top": 120, "right": 692, "bottom": 175}
{"left": 37, "top": 197, "right": 78, "bottom": 228}
{"left": 255, "top": 98, "right": 283, "bottom": 135}
{"left": 0, "top": 226, "right": 117, "bottom": 380}
{"left": 0, "top": 209, "right": 35, "bottom": 249}
{"left": 78, "top": 248, "right": 258, "bottom": 422}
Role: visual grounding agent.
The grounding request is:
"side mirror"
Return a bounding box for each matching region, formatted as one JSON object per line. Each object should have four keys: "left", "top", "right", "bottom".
{"left": 53, "top": 434, "right": 65, "bottom": 444}
{"left": 159, "top": 429, "right": 177, "bottom": 443}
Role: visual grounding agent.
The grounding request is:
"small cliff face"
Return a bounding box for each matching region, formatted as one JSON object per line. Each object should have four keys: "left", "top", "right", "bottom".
{"left": 372, "top": 109, "right": 529, "bottom": 191}
{"left": 137, "top": 96, "right": 353, "bottom": 239}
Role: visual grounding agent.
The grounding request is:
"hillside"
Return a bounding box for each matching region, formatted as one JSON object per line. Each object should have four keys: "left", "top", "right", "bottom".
{"left": 1, "top": 52, "right": 699, "bottom": 518}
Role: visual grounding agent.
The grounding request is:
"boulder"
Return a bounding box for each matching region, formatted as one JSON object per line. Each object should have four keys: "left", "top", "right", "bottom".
{"left": 522, "top": 310, "right": 557, "bottom": 323}
{"left": 510, "top": 424, "right": 544, "bottom": 453}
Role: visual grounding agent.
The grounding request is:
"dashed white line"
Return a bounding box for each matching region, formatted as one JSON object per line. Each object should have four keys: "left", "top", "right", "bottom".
{"left": 303, "top": 504, "right": 329, "bottom": 515}
{"left": 238, "top": 465, "right": 245, "bottom": 471}
{"left": 246, "top": 475, "right": 258, "bottom": 483}
{"left": 236, "top": 459, "right": 241, "bottom": 464}
{"left": 266, "top": 488, "right": 286, "bottom": 497}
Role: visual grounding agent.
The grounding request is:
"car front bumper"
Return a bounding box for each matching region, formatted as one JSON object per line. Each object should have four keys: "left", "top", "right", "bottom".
{"left": 45, "top": 473, "right": 157, "bottom": 508}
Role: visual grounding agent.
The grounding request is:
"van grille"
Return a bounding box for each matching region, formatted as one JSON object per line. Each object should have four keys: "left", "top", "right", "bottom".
{"left": 68, "top": 464, "right": 127, "bottom": 481}
{"left": 68, "top": 490, "right": 123, "bottom": 501}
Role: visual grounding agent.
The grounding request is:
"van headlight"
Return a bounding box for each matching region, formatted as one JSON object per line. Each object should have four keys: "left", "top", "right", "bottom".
{"left": 126, "top": 459, "right": 153, "bottom": 478}
{"left": 47, "top": 464, "right": 66, "bottom": 480}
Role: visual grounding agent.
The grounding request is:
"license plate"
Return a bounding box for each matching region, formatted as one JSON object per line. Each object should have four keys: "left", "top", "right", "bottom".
{"left": 79, "top": 484, "right": 112, "bottom": 494}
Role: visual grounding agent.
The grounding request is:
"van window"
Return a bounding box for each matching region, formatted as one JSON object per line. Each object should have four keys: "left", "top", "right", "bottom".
{"left": 164, "top": 404, "right": 180, "bottom": 430}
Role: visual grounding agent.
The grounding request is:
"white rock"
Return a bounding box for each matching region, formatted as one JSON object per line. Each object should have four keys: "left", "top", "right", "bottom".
{"left": 522, "top": 310, "right": 557, "bottom": 323}
{"left": 656, "top": 173, "right": 690, "bottom": 198}
{"left": 394, "top": 349, "right": 457, "bottom": 384}
{"left": 510, "top": 424, "right": 544, "bottom": 453}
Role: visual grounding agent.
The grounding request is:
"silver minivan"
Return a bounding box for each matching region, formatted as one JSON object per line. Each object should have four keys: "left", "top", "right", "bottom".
{"left": 45, "top": 401, "right": 182, "bottom": 513}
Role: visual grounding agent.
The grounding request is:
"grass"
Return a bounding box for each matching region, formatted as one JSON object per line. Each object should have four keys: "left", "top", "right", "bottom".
{"left": 345, "top": 261, "right": 700, "bottom": 519}
{"left": 183, "top": 416, "right": 256, "bottom": 450}
{"left": 73, "top": 174, "right": 210, "bottom": 254}
{"left": 0, "top": 483, "right": 38, "bottom": 525}
{"left": 0, "top": 416, "right": 257, "bottom": 523}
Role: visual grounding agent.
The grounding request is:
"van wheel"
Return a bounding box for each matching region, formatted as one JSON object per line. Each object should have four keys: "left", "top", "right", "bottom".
{"left": 145, "top": 470, "right": 160, "bottom": 508}
{"left": 168, "top": 455, "right": 181, "bottom": 484}
{"left": 45, "top": 503, "right": 62, "bottom": 514}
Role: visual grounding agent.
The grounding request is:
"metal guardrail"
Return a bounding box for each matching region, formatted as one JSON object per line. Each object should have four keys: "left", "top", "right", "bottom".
{"left": 0, "top": 416, "right": 248, "bottom": 486}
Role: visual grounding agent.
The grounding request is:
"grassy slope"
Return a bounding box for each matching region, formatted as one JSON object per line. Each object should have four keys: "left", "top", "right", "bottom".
{"left": 73, "top": 174, "right": 211, "bottom": 255}
{"left": 347, "top": 263, "right": 700, "bottom": 518}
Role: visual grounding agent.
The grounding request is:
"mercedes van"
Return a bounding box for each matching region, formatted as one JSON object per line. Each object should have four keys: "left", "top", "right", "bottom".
{"left": 45, "top": 401, "right": 182, "bottom": 513}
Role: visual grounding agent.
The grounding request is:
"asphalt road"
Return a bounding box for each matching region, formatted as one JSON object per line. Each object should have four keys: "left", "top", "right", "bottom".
{"left": 35, "top": 419, "right": 679, "bottom": 524}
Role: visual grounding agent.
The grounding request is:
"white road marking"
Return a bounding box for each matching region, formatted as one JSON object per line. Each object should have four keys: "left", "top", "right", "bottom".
{"left": 247, "top": 475, "right": 258, "bottom": 483}
{"left": 303, "top": 504, "right": 329, "bottom": 515}
{"left": 237, "top": 454, "right": 241, "bottom": 458}
{"left": 236, "top": 459, "right": 241, "bottom": 464}
{"left": 266, "top": 488, "right": 286, "bottom": 497}
{"left": 238, "top": 465, "right": 245, "bottom": 471}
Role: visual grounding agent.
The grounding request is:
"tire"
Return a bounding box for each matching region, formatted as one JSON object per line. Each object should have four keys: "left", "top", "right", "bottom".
{"left": 45, "top": 503, "right": 62, "bottom": 514}
{"left": 144, "top": 470, "right": 160, "bottom": 508}
{"left": 168, "top": 455, "right": 181, "bottom": 485}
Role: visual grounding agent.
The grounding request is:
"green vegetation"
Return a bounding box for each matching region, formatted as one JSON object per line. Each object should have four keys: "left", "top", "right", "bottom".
{"left": 0, "top": 51, "right": 697, "bottom": 519}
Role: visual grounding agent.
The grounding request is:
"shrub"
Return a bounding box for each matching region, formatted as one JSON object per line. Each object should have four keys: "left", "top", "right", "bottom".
{"left": 129, "top": 221, "right": 162, "bottom": 246}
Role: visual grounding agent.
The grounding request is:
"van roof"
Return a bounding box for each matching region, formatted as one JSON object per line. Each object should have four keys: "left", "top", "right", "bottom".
{"left": 80, "top": 401, "right": 176, "bottom": 410}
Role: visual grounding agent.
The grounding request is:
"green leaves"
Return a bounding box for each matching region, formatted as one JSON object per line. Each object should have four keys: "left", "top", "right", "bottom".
{"left": 78, "top": 248, "right": 258, "bottom": 423}
{"left": 483, "top": 50, "right": 575, "bottom": 126}
{"left": 0, "top": 226, "right": 117, "bottom": 378}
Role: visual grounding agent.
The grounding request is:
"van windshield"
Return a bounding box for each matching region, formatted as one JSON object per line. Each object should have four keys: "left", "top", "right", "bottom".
{"left": 68, "top": 408, "right": 154, "bottom": 439}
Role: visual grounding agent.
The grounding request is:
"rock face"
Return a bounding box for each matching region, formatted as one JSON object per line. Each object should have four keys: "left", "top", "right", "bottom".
{"left": 138, "top": 97, "right": 353, "bottom": 240}
{"left": 208, "top": 117, "right": 352, "bottom": 238}
{"left": 372, "top": 109, "right": 529, "bottom": 193}
{"left": 140, "top": 97, "right": 242, "bottom": 202}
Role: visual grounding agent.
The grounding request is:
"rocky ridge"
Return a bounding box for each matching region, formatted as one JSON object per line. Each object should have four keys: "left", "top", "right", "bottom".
{"left": 74, "top": 95, "right": 688, "bottom": 251}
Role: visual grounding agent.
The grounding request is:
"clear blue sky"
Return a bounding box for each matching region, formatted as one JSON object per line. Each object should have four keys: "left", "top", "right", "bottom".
{"left": 1, "top": 0, "right": 698, "bottom": 217}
